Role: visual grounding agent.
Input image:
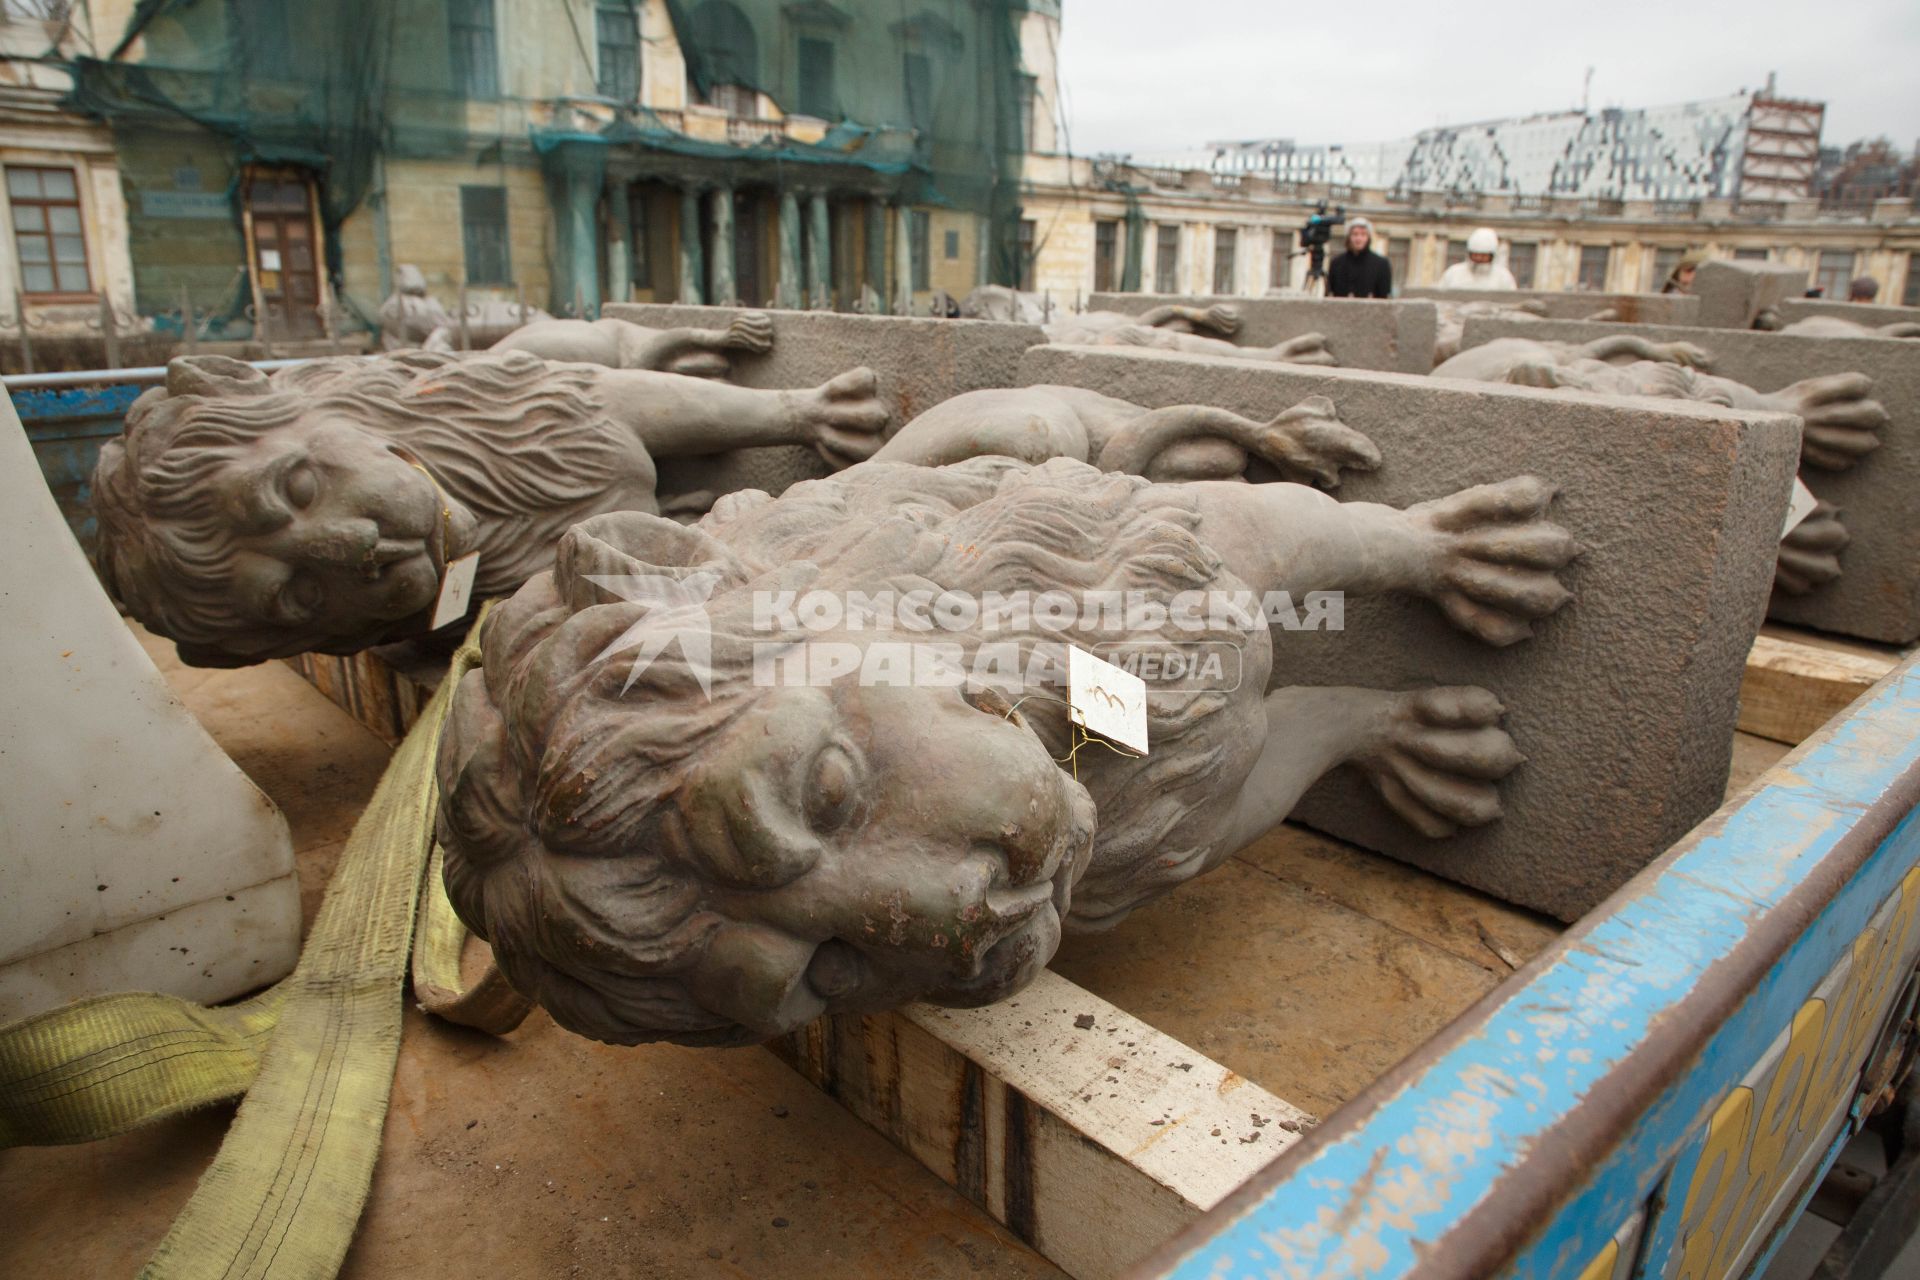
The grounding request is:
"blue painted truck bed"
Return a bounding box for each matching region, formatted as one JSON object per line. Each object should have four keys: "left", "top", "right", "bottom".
{"left": 1148, "top": 654, "right": 1920, "bottom": 1280}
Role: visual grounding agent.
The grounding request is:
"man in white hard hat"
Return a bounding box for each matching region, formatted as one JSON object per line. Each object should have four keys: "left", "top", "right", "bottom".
{"left": 1438, "top": 228, "right": 1517, "bottom": 290}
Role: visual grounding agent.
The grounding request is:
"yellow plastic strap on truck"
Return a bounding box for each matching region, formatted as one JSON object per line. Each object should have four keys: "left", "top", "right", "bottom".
{"left": 0, "top": 623, "right": 521, "bottom": 1278}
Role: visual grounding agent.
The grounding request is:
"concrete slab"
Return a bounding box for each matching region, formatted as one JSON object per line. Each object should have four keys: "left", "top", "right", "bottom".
{"left": 1086, "top": 292, "right": 1438, "bottom": 373}
{"left": 604, "top": 304, "right": 1044, "bottom": 501}
{"left": 0, "top": 405, "right": 298, "bottom": 1020}
{"left": 1019, "top": 344, "right": 1799, "bottom": 920}
{"left": 1694, "top": 258, "right": 1811, "bottom": 329}
{"left": 1461, "top": 315, "right": 1920, "bottom": 644}
{"left": 1407, "top": 287, "right": 1702, "bottom": 325}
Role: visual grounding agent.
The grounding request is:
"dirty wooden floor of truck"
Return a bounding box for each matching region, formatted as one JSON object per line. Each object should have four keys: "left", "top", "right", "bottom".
{"left": 0, "top": 624, "right": 1792, "bottom": 1277}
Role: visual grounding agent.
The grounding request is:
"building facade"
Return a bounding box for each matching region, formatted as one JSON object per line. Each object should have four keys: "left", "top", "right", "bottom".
{"left": 1019, "top": 160, "right": 1920, "bottom": 309}
{"left": 66, "top": 0, "right": 1056, "bottom": 341}
{"left": 0, "top": 2, "right": 138, "bottom": 346}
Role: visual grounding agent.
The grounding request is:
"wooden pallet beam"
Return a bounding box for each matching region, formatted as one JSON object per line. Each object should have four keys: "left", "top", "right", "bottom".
{"left": 1739, "top": 630, "right": 1902, "bottom": 746}
{"left": 770, "top": 969, "right": 1313, "bottom": 1280}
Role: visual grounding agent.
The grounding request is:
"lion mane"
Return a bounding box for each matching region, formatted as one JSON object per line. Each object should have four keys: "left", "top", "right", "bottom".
{"left": 91, "top": 350, "right": 653, "bottom": 665}
{"left": 437, "top": 457, "right": 1272, "bottom": 1046}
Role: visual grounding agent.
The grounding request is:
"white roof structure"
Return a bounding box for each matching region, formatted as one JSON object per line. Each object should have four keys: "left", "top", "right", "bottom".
{"left": 1165, "top": 91, "right": 1822, "bottom": 199}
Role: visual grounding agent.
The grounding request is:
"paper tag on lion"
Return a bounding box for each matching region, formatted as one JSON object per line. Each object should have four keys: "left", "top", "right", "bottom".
{"left": 1068, "top": 645, "right": 1148, "bottom": 755}
{"left": 430, "top": 552, "right": 480, "bottom": 631}
{"left": 1781, "top": 477, "right": 1818, "bottom": 539}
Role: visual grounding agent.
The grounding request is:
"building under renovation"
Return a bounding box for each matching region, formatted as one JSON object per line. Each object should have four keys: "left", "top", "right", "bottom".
{"left": 60, "top": 0, "right": 1057, "bottom": 339}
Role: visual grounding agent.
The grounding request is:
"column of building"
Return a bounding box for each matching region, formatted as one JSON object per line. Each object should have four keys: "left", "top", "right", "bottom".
{"left": 678, "top": 185, "right": 706, "bottom": 304}
{"left": 708, "top": 185, "right": 736, "bottom": 305}
{"left": 806, "top": 192, "right": 831, "bottom": 309}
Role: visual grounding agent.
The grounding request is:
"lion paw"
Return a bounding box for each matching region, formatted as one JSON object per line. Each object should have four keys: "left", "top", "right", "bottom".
{"left": 1775, "top": 500, "right": 1849, "bottom": 596}
{"left": 804, "top": 367, "right": 891, "bottom": 468}
{"left": 1651, "top": 341, "right": 1713, "bottom": 369}
{"left": 1778, "top": 374, "right": 1887, "bottom": 471}
{"left": 1272, "top": 332, "right": 1338, "bottom": 367}
{"left": 724, "top": 310, "right": 776, "bottom": 353}
{"left": 1200, "top": 304, "right": 1242, "bottom": 337}
{"left": 1411, "top": 477, "right": 1578, "bottom": 646}
{"left": 1356, "top": 686, "right": 1523, "bottom": 838}
{"left": 1252, "top": 395, "right": 1381, "bottom": 488}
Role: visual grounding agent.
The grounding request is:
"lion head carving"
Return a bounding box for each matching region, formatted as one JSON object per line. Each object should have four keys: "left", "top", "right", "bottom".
{"left": 91, "top": 351, "right": 657, "bottom": 666}
{"left": 436, "top": 457, "right": 1271, "bottom": 1047}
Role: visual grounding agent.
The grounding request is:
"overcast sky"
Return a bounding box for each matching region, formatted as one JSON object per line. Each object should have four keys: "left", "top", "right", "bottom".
{"left": 1053, "top": 0, "right": 1920, "bottom": 158}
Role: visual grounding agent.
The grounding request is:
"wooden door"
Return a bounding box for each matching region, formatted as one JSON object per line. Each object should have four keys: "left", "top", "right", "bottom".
{"left": 247, "top": 172, "right": 322, "bottom": 337}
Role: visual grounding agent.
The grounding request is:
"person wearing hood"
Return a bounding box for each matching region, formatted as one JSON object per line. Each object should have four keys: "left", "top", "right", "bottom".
{"left": 1326, "top": 217, "right": 1393, "bottom": 298}
{"left": 1438, "top": 228, "right": 1518, "bottom": 290}
{"left": 1662, "top": 252, "right": 1706, "bottom": 295}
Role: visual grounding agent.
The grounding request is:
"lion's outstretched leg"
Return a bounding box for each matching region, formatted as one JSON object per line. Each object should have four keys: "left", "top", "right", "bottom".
{"left": 1187, "top": 474, "right": 1578, "bottom": 646}
{"left": 1218, "top": 685, "right": 1524, "bottom": 851}
{"left": 1575, "top": 334, "right": 1712, "bottom": 368}
{"left": 1094, "top": 397, "right": 1380, "bottom": 486}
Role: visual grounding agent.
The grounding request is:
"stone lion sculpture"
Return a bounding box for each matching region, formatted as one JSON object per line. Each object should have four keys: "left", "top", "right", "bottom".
{"left": 376, "top": 265, "right": 451, "bottom": 351}
{"left": 1434, "top": 334, "right": 1888, "bottom": 596}
{"left": 1044, "top": 304, "right": 1336, "bottom": 367}
{"left": 476, "top": 311, "right": 777, "bottom": 378}
{"left": 91, "top": 351, "right": 1392, "bottom": 667}
{"left": 91, "top": 351, "right": 889, "bottom": 667}
{"left": 1770, "top": 314, "right": 1920, "bottom": 340}
{"left": 960, "top": 286, "right": 1336, "bottom": 365}
{"left": 435, "top": 448, "right": 1578, "bottom": 1047}
{"left": 1430, "top": 298, "right": 1550, "bottom": 366}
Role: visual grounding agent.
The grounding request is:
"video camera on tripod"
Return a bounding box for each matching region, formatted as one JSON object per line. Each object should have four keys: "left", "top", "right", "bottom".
{"left": 1295, "top": 201, "right": 1345, "bottom": 294}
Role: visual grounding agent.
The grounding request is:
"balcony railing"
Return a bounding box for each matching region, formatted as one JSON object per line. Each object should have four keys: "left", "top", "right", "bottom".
{"left": 726, "top": 116, "right": 786, "bottom": 146}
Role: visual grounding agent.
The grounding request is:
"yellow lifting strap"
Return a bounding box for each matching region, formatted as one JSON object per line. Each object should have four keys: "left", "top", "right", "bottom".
{"left": 0, "top": 622, "right": 529, "bottom": 1278}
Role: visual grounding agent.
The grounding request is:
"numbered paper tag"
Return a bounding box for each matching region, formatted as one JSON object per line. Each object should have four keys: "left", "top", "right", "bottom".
{"left": 430, "top": 552, "right": 480, "bottom": 631}
{"left": 1068, "top": 645, "right": 1149, "bottom": 755}
{"left": 1781, "top": 477, "right": 1819, "bottom": 539}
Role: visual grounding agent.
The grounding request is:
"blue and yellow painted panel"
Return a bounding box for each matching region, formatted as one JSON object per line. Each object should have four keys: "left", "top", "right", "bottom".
{"left": 1150, "top": 655, "right": 1920, "bottom": 1280}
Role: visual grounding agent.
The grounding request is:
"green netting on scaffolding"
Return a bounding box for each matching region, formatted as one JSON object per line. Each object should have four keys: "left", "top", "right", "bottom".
{"left": 63, "top": 0, "right": 1046, "bottom": 317}
{"left": 619, "top": 0, "right": 1039, "bottom": 281}
{"left": 67, "top": 0, "right": 468, "bottom": 321}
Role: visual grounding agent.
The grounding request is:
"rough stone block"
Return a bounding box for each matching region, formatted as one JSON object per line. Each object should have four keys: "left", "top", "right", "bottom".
{"left": 605, "top": 304, "right": 1044, "bottom": 497}
{"left": 1018, "top": 343, "right": 1799, "bottom": 920}
{"left": 1407, "top": 287, "right": 1702, "bottom": 326}
{"left": 1693, "top": 259, "right": 1810, "bottom": 329}
{"left": 1462, "top": 315, "right": 1920, "bottom": 644}
{"left": 1777, "top": 298, "right": 1920, "bottom": 331}
{"left": 1086, "top": 292, "right": 1438, "bottom": 373}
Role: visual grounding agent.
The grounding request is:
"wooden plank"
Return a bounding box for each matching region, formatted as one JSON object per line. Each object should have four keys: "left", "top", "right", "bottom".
{"left": 1230, "top": 823, "right": 1561, "bottom": 977}
{"left": 1051, "top": 856, "right": 1509, "bottom": 1119}
{"left": 1738, "top": 628, "right": 1902, "bottom": 745}
{"left": 770, "top": 969, "right": 1313, "bottom": 1280}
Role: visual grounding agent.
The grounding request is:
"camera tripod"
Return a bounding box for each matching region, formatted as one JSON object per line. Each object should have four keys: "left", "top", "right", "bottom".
{"left": 1288, "top": 244, "right": 1330, "bottom": 296}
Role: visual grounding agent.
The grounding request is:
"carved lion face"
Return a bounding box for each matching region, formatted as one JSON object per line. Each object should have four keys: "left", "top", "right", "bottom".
{"left": 94, "top": 352, "right": 622, "bottom": 666}
{"left": 435, "top": 506, "right": 1104, "bottom": 1047}
{"left": 655, "top": 675, "right": 1098, "bottom": 1037}
{"left": 202, "top": 417, "right": 480, "bottom": 652}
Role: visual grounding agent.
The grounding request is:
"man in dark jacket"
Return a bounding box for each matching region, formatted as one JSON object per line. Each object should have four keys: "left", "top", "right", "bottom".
{"left": 1326, "top": 218, "right": 1392, "bottom": 298}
